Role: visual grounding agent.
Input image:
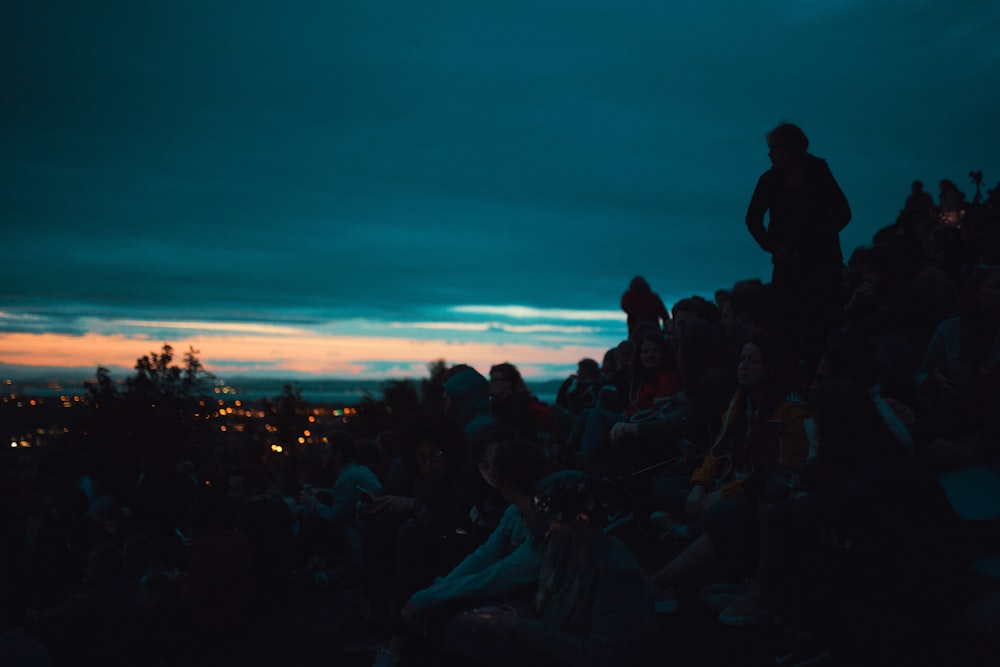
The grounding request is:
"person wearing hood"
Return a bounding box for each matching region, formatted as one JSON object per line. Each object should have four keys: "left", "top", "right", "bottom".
{"left": 442, "top": 364, "right": 495, "bottom": 457}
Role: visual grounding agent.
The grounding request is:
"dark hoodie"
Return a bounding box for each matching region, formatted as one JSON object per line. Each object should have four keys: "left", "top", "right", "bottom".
{"left": 443, "top": 367, "right": 494, "bottom": 453}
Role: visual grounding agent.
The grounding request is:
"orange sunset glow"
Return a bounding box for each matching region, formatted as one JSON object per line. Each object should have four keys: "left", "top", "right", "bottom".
{"left": 0, "top": 331, "right": 607, "bottom": 379}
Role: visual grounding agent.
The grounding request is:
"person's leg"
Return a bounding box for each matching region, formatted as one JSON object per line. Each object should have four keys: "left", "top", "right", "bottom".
{"left": 648, "top": 532, "right": 720, "bottom": 592}
{"left": 577, "top": 408, "right": 621, "bottom": 464}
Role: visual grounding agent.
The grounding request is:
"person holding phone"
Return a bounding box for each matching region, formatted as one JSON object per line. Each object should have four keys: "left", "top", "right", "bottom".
{"left": 297, "top": 433, "right": 381, "bottom": 580}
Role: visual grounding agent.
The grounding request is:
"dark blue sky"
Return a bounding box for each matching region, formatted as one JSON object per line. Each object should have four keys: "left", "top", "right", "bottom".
{"left": 2, "top": 1, "right": 998, "bottom": 379}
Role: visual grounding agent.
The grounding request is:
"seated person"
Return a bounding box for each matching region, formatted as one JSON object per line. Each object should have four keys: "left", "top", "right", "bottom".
{"left": 564, "top": 332, "right": 680, "bottom": 468}
{"left": 442, "top": 470, "right": 657, "bottom": 667}
{"left": 489, "top": 362, "right": 551, "bottom": 441}
{"left": 296, "top": 432, "right": 382, "bottom": 583}
{"left": 373, "top": 439, "right": 548, "bottom": 667}
{"left": 647, "top": 332, "right": 809, "bottom": 608}
{"left": 359, "top": 415, "right": 483, "bottom": 628}
{"left": 549, "top": 358, "right": 602, "bottom": 446}
{"left": 609, "top": 318, "right": 735, "bottom": 472}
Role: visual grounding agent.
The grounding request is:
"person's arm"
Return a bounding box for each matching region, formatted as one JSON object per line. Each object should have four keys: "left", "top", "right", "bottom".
{"left": 775, "top": 403, "right": 810, "bottom": 469}
{"left": 816, "top": 159, "right": 852, "bottom": 232}
{"left": 408, "top": 510, "right": 541, "bottom": 614}
{"left": 745, "top": 172, "right": 773, "bottom": 251}
{"left": 656, "top": 295, "right": 671, "bottom": 330}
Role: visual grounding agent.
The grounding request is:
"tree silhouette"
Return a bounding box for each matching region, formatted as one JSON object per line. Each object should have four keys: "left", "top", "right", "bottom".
{"left": 83, "top": 344, "right": 215, "bottom": 460}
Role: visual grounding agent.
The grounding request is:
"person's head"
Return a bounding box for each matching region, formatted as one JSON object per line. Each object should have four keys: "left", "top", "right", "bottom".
{"left": 736, "top": 330, "right": 794, "bottom": 396}
{"left": 911, "top": 180, "right": 924, "bottom": 195}
{"left": 632, "top": 332, "right": 673, "bottom": 376}
{"left": 670, "top": 296, "right": 719, "bottom": 336}
{"left": 576, "top": 358, "right": 600, "bottom": 383}
{"left": 413, "top": 441, "right": 449, "bottom": 484}
{"left": 491, "top": 439, "right": 547, "bottom": 507}
{"left": 628, "top": 275, "right": 651, "bottom": 293}
{"left": 527, "top": 470, "right": 597, "bottom": 547}
{"left": 489, "top": 362, "right": 529, "bottom": 400}
{"left": 766, "top": 122, "right": 809, "bottom": 168}
{"left": 402, "top": 414, "right": 464, "bottom": 484}
{"left": 470, "top": 422, "right": 519, "bottom": 489}
{"left": 441, "top": 364, "right": 490, "bottom": 416}
{"left": 601, "top": 348, "right": 618, "bottom": 378}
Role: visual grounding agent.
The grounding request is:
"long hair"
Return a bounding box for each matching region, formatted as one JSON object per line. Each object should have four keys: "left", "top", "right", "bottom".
{"left": 489, "top": 362, "right": 530, "bottom": 395}
{"left": 742, "top": 330, "right": 799, "bottom": 426}
{"left": 630, "top": 332, "right": 676, "bottom": 380}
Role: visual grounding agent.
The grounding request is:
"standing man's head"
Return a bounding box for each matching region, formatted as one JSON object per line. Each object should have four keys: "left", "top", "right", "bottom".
{"left": 766, "top": 122, "right": 809, "bottom": 167}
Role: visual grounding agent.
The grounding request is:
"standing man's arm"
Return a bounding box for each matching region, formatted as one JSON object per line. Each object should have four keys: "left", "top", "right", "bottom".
{"left": 745, "top": 172, "right": 772, "bottom": 252}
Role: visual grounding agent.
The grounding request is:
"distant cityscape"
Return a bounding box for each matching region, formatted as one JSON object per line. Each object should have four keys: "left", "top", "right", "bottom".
{"left": 1, "top": 374, "right": 564, "bottom": 451}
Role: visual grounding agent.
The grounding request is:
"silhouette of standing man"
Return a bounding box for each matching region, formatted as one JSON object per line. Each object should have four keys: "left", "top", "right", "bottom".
{"left": 745, "top": 122, "right": 851, "bottom": 366}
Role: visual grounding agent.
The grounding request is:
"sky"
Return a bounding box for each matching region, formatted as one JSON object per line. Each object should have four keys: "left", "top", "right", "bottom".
{"left": 2, "top": 0, "right": 999, "bottom": 382}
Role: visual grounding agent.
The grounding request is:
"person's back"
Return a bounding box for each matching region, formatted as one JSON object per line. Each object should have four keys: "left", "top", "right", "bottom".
{"left": 621, "top": 276, "right": 670, "bottom": 336}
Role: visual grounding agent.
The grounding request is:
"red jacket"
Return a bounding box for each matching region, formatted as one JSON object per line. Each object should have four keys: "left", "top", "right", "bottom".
{"left": 620, "top": 289, "right": 670, "bottom": 333}
{"left": 625, "top": 370, "right": 681, "bottom": 418}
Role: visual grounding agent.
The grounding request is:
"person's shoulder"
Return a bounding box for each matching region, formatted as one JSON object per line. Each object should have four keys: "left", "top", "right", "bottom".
{"left": 805, "top": 154, "right": 835, "bottom": 174}
{"left": 341, "top": 462, "right": 381, "bottom": 487}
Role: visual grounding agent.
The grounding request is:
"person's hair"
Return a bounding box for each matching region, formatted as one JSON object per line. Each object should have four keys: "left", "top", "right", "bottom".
{"left": 629, "top": 275, "right": 651, "bottom": 292}
{"left": 577, "top": 358, "right": 600, "bottom": 380}
{"left": 672, "top": 296, "right": 720, "bottom": 324}
{"left": 631, "top": 331, "right": 676, "bottom": 377}
{"left": 766, "top": 122, "right": 809, "bottom": 156}
{"left": 741, "top": 329, "right": 798, "bottom": 423}
{"left": 442, "top": 363, "right": 477, "bottom": 384}
{"left": 490, "top": 362, "right": 530, "bottom": 394}
{"left": 491, "top": 439, "right": 547, "bottom": 494}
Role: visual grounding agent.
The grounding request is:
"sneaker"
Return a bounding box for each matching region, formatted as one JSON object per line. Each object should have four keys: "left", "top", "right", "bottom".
{"left": 653, "top": 588, "right": 679, "bottom": 613}
{"left": 698, "top": 579, "right": 748, "bottom": 613}
{"left": 371, "top": 644, "right": 400, "bottom": 667}
{"left": 718, "top": 582, "right": 769, "bottom": 626}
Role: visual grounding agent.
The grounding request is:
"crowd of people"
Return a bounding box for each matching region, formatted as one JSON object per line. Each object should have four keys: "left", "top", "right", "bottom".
{"left": 3, "top": 124, "right": 1000, "bottom": 666}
